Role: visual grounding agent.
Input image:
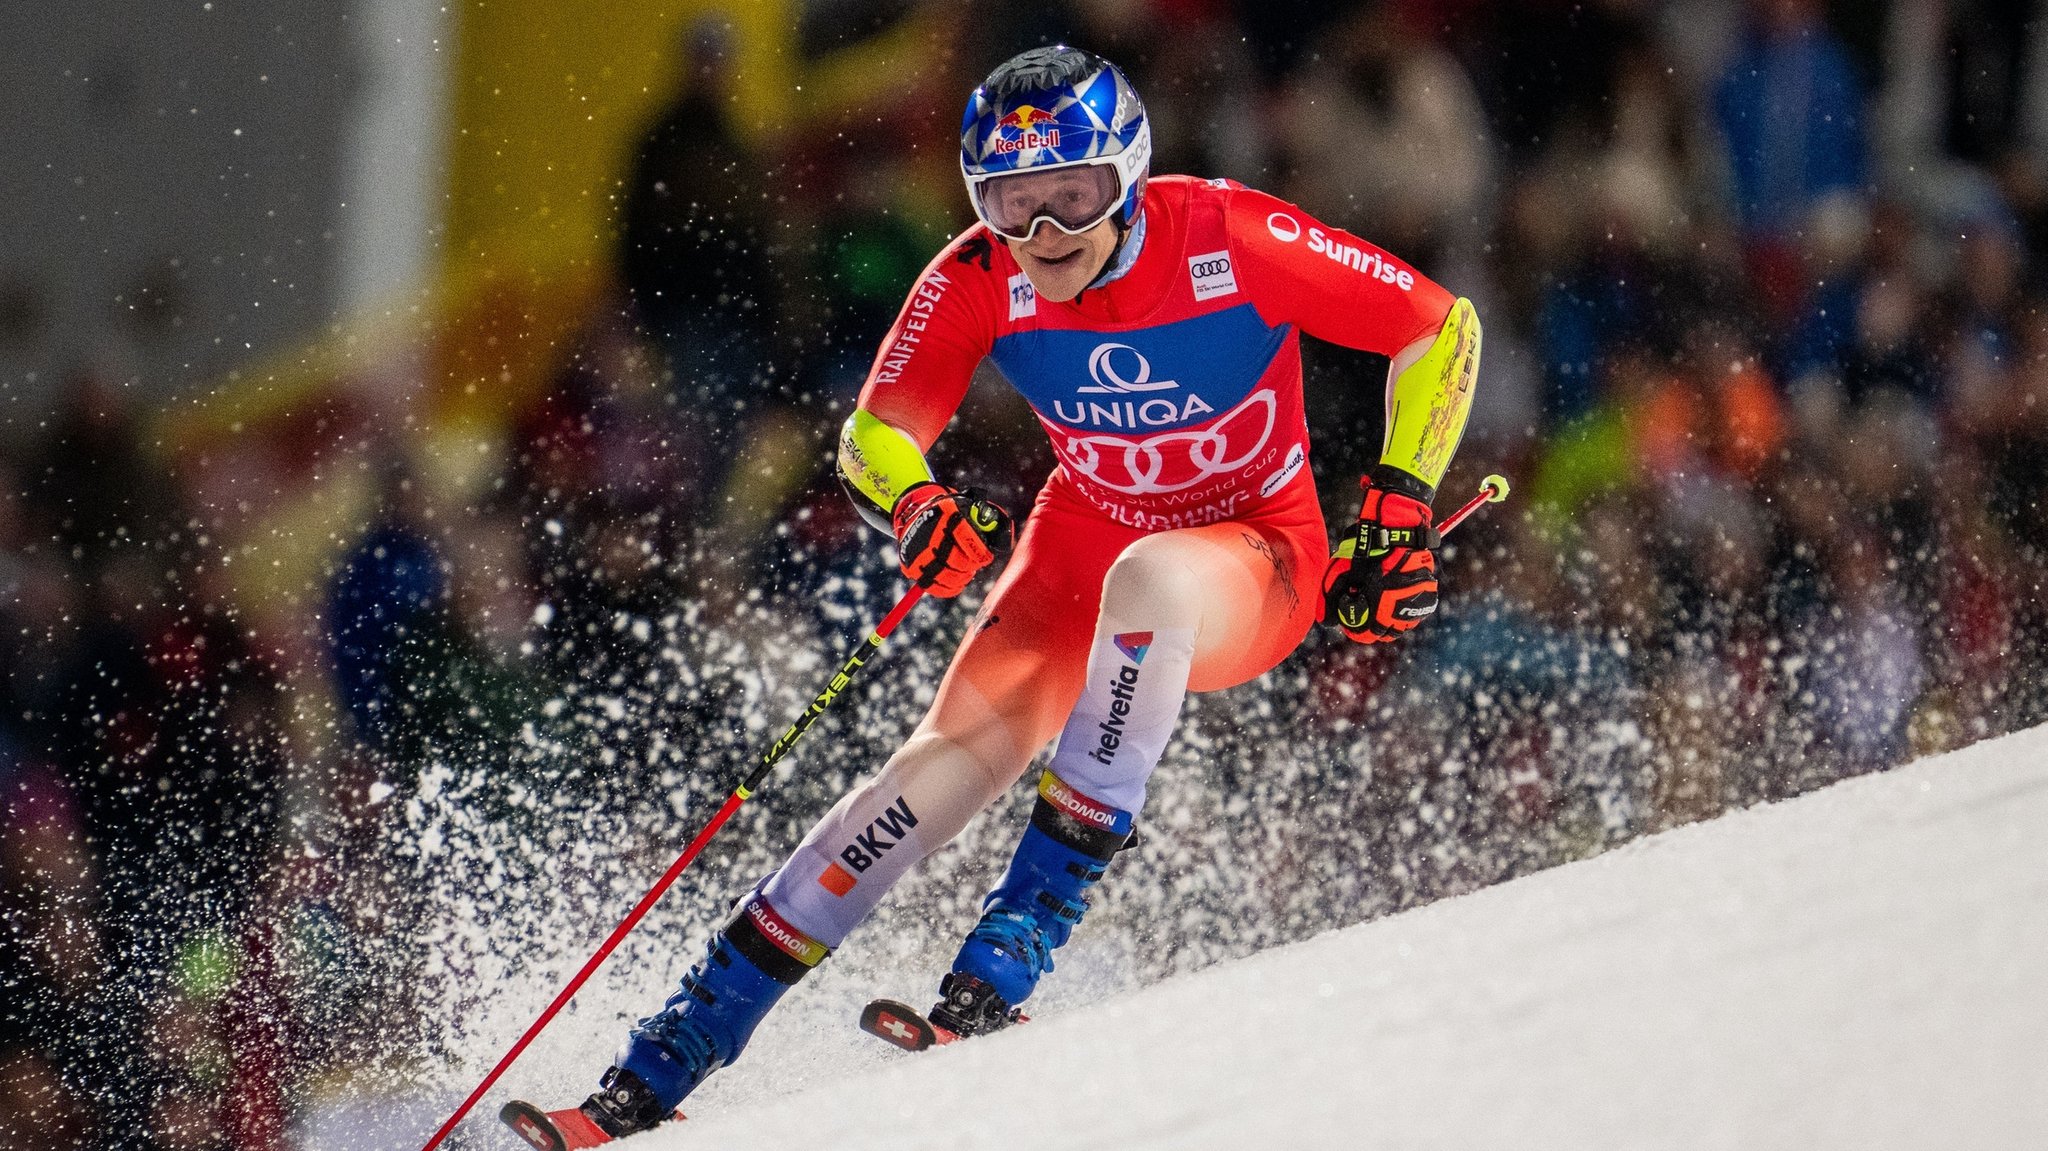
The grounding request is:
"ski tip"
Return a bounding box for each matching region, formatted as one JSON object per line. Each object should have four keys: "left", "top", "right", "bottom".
{"left": 860, "top": 998, "right": 939, "bottom": 1052}
{"left": 500, "top": 1100, "right": 571, "bottom": 1151}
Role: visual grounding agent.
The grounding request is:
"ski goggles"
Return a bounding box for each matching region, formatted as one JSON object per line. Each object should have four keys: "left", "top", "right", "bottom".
{"left": 967, "top": 161, "right": 1127, "bottom": 243}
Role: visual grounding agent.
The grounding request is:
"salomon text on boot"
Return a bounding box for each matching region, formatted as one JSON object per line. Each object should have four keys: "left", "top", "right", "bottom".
{"left": 501, "top": 892, "right": 830, "bottom": 1146}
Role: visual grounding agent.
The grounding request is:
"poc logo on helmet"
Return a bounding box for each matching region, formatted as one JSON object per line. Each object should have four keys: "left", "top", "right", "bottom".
{"left": 1080, "top": 342, "right": 1178, "bottom": 394}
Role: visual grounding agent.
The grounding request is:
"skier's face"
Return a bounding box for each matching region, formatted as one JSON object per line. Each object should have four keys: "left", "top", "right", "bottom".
{"left": 1006, "top": 216, "right": 1118, "bottom": 303}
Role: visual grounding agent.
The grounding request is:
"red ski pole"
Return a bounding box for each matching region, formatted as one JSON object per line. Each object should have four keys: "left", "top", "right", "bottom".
{"left": 417, "top": 583, "right": 927, "bottom": 1151}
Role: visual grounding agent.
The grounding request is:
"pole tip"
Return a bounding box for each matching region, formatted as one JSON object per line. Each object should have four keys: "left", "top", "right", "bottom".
{"left": 1481, "top": 474, "right": 1511, "bottom": 502}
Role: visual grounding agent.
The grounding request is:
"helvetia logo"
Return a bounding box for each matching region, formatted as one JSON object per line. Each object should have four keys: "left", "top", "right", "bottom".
{"left": 1089, "top": 666, "right": 1140, "bottom": 765}
{"left": 1089, "top": 647, "right": 1147, "bottom": 767}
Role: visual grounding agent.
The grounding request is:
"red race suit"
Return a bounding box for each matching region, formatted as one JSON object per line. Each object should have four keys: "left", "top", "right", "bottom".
{"left": 862, "top": 175, "right": 1453, "bottom": 535}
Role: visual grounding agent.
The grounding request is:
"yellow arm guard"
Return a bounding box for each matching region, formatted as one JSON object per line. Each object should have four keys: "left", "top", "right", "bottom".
{"left": 838, "top": 409, "right": 936, "bottom": 533}
{"left": 1379, "top": 296, "right": 1481, "bottom": 502}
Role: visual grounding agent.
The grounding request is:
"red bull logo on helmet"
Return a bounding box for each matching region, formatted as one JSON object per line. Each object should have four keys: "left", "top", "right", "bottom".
{"left": 992, "top": 103, "right": 1062, "bottom": 155}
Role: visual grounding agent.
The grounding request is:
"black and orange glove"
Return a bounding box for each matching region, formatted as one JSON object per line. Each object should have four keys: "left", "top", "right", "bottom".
{"left": 891, "top": 481, "right": 1014, "bottom": 598}
{"left": 1320, "top": 471, "right": 1440, "bottom": 643}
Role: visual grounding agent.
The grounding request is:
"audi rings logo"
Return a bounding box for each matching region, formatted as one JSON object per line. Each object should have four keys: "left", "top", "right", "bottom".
{"left": 1080, "top": 342, "right": 1179, "bottom": 394}
{"left": 1188, "top": 248, "right": 1239, "bottom": 301}
{"left": 1063, "top": 389, "right": 1279, "bottom": 495}
{"left": 1267, "top": 212, "right": 1301, "bottom": 242}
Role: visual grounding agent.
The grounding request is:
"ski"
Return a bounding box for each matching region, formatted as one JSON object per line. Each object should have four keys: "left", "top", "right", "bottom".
{"left": 860, "top": 995, "right": 1031, "bottom": 1052}
{"left": 860, "top": 998, "right": 955, "bottom": 1052}
{"left": 500, "top": 1100, "right": 612, "bottom": 1151}
{"left": 499, "top": 1099, "right": 683, "bottom": 1149}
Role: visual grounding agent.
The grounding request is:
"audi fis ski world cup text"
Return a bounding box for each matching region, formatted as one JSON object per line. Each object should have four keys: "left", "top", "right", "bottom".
{"left": 1187, "top": 249, "right": 1239, "bottom": 301}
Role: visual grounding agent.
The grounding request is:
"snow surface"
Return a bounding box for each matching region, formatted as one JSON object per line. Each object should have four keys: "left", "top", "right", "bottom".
{"left": 618, "top": 725, "right": 2048, "bottom": 1150}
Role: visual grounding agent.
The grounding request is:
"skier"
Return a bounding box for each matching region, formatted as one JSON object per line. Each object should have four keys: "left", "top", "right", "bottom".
{"left": 507, "top": 44, "right": 1479, "bottom": 1147}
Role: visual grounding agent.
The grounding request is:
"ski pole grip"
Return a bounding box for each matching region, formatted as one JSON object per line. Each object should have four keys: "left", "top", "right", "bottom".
{"left": 1438, "top": 473, "right": 1513, "bottom": 538}
{"left": 967, "top": 496, "right": 1015, "bottom": 555}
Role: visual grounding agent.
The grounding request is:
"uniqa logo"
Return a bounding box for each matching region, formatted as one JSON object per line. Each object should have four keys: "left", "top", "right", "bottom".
{"left": 1267, "top": 212, "right": 1301, "bottom": 242}
{"left": 1080, "top": 342, "right": 1178, "bottom": 394}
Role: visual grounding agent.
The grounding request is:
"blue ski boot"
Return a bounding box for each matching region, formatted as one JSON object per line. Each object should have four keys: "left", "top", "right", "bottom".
{"left": 603, "top": 893, "right": 828, "bottom": 1131}
{"left": 936, "top": 771, "right": 1135, "bottom": 1036}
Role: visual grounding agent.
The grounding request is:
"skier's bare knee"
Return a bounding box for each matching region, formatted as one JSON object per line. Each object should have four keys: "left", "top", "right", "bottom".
{"left": 1100, "top": 534, "right": 1206, "bottom": 626}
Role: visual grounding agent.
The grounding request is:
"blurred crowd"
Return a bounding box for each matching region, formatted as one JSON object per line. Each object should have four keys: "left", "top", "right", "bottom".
{"left": 7, "top": 0, "right": 2048, "bottom": 1146}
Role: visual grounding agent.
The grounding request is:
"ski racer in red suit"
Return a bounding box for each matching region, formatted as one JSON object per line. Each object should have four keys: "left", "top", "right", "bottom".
{"left": 506, "top": 44, "right": 1481, "bottom": 1147}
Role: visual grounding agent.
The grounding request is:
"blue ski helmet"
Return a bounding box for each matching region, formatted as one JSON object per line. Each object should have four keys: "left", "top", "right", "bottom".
{"left": 960, "top": 46, "right": 1151, "bottom": 243}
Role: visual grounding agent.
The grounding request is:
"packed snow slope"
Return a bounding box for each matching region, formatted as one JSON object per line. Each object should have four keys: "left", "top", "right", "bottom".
{"left": 642, "top": 724, "right": 2048, "bottom": 1151}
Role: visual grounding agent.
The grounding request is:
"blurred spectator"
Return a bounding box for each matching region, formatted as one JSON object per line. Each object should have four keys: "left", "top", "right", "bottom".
{"left": 1640, "top": 323, "right": 1787, "bottom": 485}
{"left": 1, "top": 748, "right": 100, "bottom": 1116}
{"left": 621, "top": 17, "right": 783, "bottom": 438}
{"left": 1715, "top": 0, "right": 1869, "bottom": 326}
{"left": 1477, "top": 0, "right": 1642, "bottom": 164}
{"left": 1714, "top": 0, "right": 1868, "bottom": 239}
{"left": 1277, "top": 3, "right": 1493, "bottom": 265}
{"left": 1803, "top": 526, "right": 1929, "bottom": 770}
{"left": 328, "top": 457, "right": 542, "bottom": 779}
{"left": 1135, "top": 19, "right": 1269, "bottom": 183}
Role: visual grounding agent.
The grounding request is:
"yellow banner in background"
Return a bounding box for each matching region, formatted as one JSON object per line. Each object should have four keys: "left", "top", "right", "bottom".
{"left": 441, "top": 0, "right": 800, "bottom": 281}
{"left": 435, "top": 0, "right": 802, "bottom": 424}
{"left": 152, "top": 0, "right": 971, "bottom": 656}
